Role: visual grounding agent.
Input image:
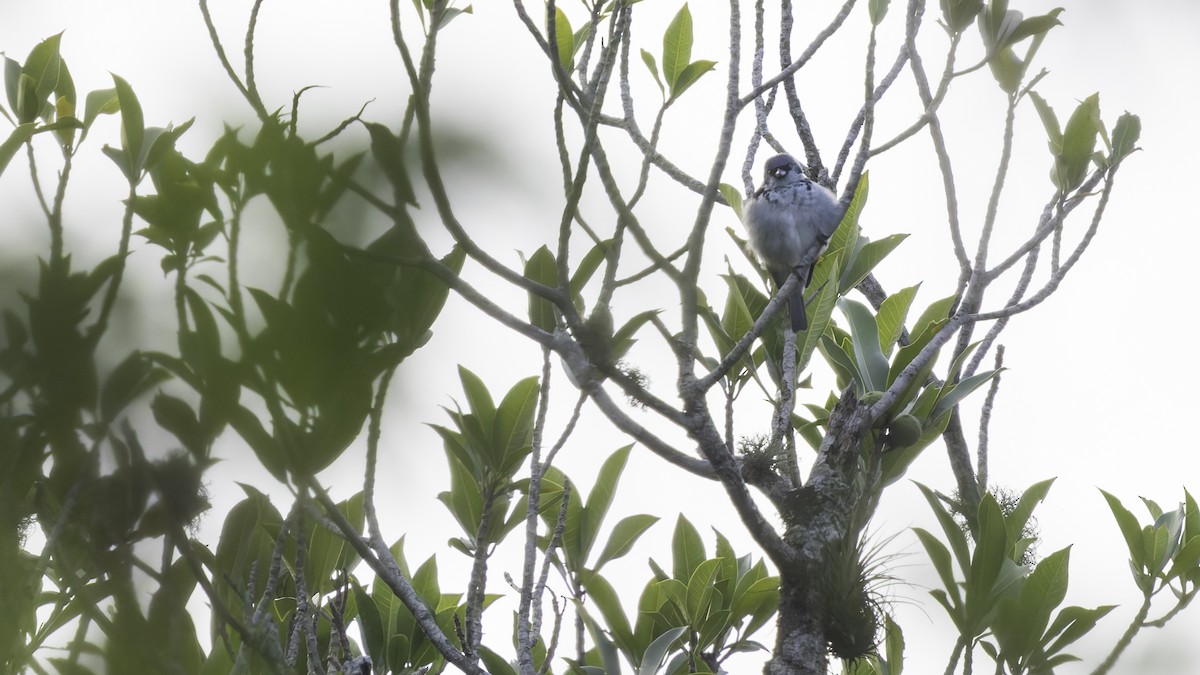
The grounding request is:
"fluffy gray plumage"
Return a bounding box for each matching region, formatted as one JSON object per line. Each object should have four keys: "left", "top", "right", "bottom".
{"left": 742, "top": 153, "right": 842, "bottom": 331}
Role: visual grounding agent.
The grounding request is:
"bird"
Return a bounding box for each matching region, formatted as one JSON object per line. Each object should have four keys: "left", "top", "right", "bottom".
{"left": 742, "top": 153, "right": 843, "bottom": 331}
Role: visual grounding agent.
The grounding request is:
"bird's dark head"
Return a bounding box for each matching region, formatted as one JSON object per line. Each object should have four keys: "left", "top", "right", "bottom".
{"left": 762, "top": 153, "right": 805, "bottom": 186}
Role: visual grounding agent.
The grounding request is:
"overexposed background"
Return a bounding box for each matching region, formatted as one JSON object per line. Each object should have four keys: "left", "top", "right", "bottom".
{"left": 2, "top": 1, "right": 1198, "bottom": 673}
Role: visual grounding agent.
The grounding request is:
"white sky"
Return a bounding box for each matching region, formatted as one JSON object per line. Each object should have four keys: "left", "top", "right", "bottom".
{"left": 3, "top": 1, "right": 1199, "bottom": 674}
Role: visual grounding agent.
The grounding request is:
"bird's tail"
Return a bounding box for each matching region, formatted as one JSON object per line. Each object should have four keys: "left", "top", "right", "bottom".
{"left": 789, "top": 285, "right": 808, "bottom": 332}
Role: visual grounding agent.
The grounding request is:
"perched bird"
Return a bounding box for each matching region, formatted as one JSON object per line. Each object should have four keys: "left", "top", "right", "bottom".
{"left": 742, "top": 153, "right": 843, "bottom": 331}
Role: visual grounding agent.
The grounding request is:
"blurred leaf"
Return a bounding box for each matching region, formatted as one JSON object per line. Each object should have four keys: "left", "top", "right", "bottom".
{"left": 111, "top": 74, "right": 144, "bottom": 178}
{"left": 1110, "top": 111, "right": 1141, "bottom": 164}
{"left": 0, "top": 123, "right": 36, "bottom": 177}
{"left": 524, "top": 245, "right": 559, "bottom": 331}
{"left": 553, "top": 7, "right": 575, "bottom": 71}
{"left": 941, "top": 0, "right": 984, "bottom": 32}
{"left": 1056, "top": 93, "right": 1101, "bottom": 192}
{"left": 869, "top": 0, "right": 891, "bottom": 24}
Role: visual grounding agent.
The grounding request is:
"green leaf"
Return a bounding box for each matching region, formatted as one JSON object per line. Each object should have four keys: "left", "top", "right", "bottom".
{"left": 581, "top": 446, "right": 633, "bottom": 562}
{"left": 100, "top": 351, "right": 170, "bottom": 422}
{"left": 1006, "top": 478, "right": 1054, "bottom": 547}
{"left": 916, "top": 483, "right": 972, "bottom": 575}
{"left": 1110, "top": 112, "right": 1141, "bottom": 164}
{"left": 569, "top": 239, "right": 611, "bottom": 302}
{"left": 1007, "top": 11, "right": 1064, "bottom": 46}
{"left": 111, "top": 74, "right": 144, "bottom": 177}
{"left": 18, "top": 33, "right": 64, "bottom": 123}
{"left": 492, "top": 375, "right": 539, "bottom": 478}
{"left": 584, "top": 571, "right": 636, "bottom": 653}
{"left": 553, "top": 6, "right": 575, "bottom": 72}
{"left": 930, "top": 368, "right": 1001, "bottom": 421}
{"left": 1042, "top": 604, "right": 1115, "bottom": 658}
{"left": 611, "top": 309, "right": 660, "bottom": 362}
{"left": 869, "top": 0, "right": 891, "bottom": 24}
{"left": 152, "top": 392, "right": 205, "bottom": 459}
{"left": 1057, "top": 93, "right": 1101, "bottom": 193}
{"left": 640, "top": 48, "right": 665, "bottom": 95}
{"left": 1027, "top": 90, "right": 1062, "bottom": 152}
{"left": 941, "top": 0, "right": 984, "bottom": 32}
{"left": 826, "top": 172, "right": 868, "bottom": 258}
{"left": 524, "top": 245, "right": 559, "bottom": 331}
{"left": 883, "top": 613, "right": 904, "bottom": 674}
{"left": 661, "top": 4, "right": 694, "bottom": 90}
{"left": 638, "top": 626, "right": 687, "bottom": 675}
{"left": 914, "top": 528, "right": 962, "bottom": 611}
{"left": 842, "top": 235, "right": 907, "bottom": 297}
{"left": 718, "top": 183, "right": 744, "bottom": 220}
{"left": 988, "top": 45, "right": 1023, "bottom": 94}
{"left": 877, "top": 284, "right": 918, "bottom": 357}
{"left": 669, "top": 59, "right": 716, "bottom": 101}
{"left": 0, "top": 122, "right": 36, "bottom": 177}
{"left": 1101, "top": 490, "right": 1147, "bottom": 578}
{"left": 671, "top": 514, "right": 705, "bottom": 581}
{"left": 840, "top": 299, "right": 889, "bottom": 393}
{"left": 685, "top": 558, "right": 723, "bottom": 623}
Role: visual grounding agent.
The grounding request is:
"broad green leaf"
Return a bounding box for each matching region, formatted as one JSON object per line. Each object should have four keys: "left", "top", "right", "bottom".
{"left": 524, "top": 245, "right": 559, "bottom": 331}
{"left": 877, "top": 284, "right": 918, "bottom": 357}
{"left": 612, "top": 309, "right": 660, "bottom": 361}
{"left": 842, "top": 234, "right": 906, "bottom": 298}
{"left": 1027, "top": 91, "right": 1062, "bottom": 152}
{"left": 492, "top": 375, "right": 540, "bottom": 477}
{"left": 553, "top": 7, "right": 575, "bottom": 71}
{"left": 1042, "top": 604, "right": 1115, "bottom": 657}
{"left": 582, "top": 446, "right": 633, "bottom": 561}
{"left": 968, "top": 494, "right": 1010, "bottom": 624}
{"left": 584, "top": 571, "right": 636, "bottom": 652}
{"left": 826, "top": 172, "right": 868, "bottom": 258}
{"left": 884, "top": 614, "right": 904, "bottom": 674}
{"left": 669, "top": 59, "right": 716, "bottom": 101}
{"left": 840, "top": 298, "right": 889, "bottom": 392}
{"left": 988, "top": 45, "right": 1023, "bottom": 93}
{"left": 1006, "top": 478, "right": 1055, "bottom": 548}
{"left": 684, "top": 558, "right": 722, "bottom": 623}
{"left": 638, "top": 626, "right": 687, "bottom": 675}
{"left": 913, "top": 528, "right": 962, "bottom": 610}
{"left": 1007, "top": 11, "right": 1064, "bottom": 46}
{"left": 1057, "top": 93, "right": 1101, "bottom": 193}
{"left": 869, "top": 0, "right": 891, "bottom": 24}
{"left": 1110, "top": 111, "right": 1141, "bottom": 163}
{"left": 661, "top": 4, "right": 693, "bottom": 89}
{"left": 0, "top": 122, "right": 36, "bottom": 177}
{"left": 456, "top": 365, "right": 496, "bottom": 429}
{"left": 818, "top": 334, "right": 861, "bottom": 392}
{"left": 671, "top": 515, "right": 705, "bottom": 581}
{"left": 941, "top": 0, "right": 984, "bottom": 32}
{"left": 111, "top": 74, "right": 144, "bottom": 177}
{"left": 569, "top": 239, "right": 611, "bottom": 301}
{"left": 916, "top": 483, "right": 972, "bottom": 574}
{"left": 719, "top": 183, "right": 744, "bottom": 220}
{"left": 21, "top": 33, "right": 64, "bottom": 123}
{"left": 930, "top": 368, "right": 1001, "bottom": 421}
